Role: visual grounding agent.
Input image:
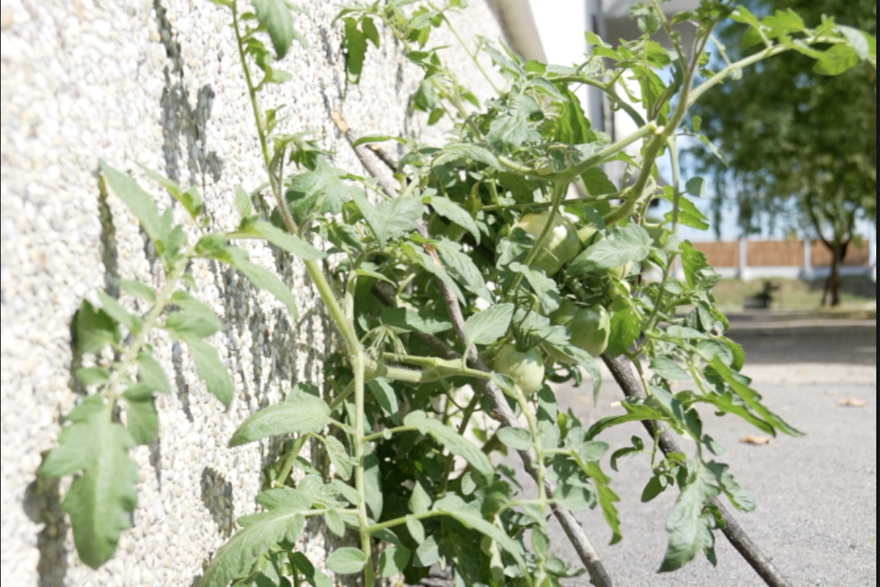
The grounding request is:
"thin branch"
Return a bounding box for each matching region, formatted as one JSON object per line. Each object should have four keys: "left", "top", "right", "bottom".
{"left": 602, "top": 354, "right": 794, "bottom": 587}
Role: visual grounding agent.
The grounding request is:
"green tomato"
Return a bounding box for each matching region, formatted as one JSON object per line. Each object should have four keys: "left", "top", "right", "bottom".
{"left": 514, "top": 212, "right": 581, "bottom": 276}
{"left": 548, "top": 301, "right": 611, "bottom": 358}
{"left": 569, "top": 305, "right": 611, "bottom": 357}
{"left": 493, "top": 344, "right": 545, "bottom": 395}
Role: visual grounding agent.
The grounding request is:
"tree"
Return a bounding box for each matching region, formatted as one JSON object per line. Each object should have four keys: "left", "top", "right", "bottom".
{"left": 690, "top": 0, "right": 876, "bottom": 306}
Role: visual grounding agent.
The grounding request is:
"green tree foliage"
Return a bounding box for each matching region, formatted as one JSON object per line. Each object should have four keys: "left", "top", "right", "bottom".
{"left": 690, "top": 0, "right": 877, "bottom": 306}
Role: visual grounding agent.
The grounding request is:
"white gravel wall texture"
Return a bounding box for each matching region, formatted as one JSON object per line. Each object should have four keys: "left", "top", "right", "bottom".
{"left": 0, "top": 1, "right": 503, "bottom": 585}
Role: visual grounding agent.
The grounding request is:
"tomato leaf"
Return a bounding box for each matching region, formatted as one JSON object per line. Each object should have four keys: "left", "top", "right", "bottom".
{"left": 659, "top": 472, "right": 719, "bottom": 572}
{"left": 229, "top": 388, "right": 331, "bottom": 446}
{"left": 39, "top": 396, "right": 139, "bottom": 569}
{"left": 464, "top": 303, "right": 514, "bottom": 345}
{"left": 181, "top": 334, "right": 234, "bottom": 408}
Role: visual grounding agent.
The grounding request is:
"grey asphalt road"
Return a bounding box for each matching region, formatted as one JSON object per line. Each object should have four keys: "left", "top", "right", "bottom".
{"left": 543, "top": 311, "right": 877, "bottom": 587}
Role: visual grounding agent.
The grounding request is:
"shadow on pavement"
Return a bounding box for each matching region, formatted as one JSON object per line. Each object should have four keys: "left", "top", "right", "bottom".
{"left": 726, "top": 311, "right": 876, "bottom": 366}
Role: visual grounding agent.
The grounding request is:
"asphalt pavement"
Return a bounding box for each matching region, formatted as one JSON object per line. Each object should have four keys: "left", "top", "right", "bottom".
{"left": 544, "top": 311, "right": 877, "bottom": 587}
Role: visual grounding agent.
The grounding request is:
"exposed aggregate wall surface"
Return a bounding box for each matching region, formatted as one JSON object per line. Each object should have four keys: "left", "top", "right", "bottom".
{"left": 0, "top": 1, "right": 503, "bottom": 584}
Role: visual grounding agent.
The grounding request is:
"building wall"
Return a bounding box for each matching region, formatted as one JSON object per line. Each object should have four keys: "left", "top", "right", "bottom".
{"left": 0, "top": 1, "right": 502, "bottom": 585}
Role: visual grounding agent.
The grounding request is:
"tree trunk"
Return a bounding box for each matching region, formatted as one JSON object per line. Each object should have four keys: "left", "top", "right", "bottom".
{"left": 822, "top": 240, "right": 848, "bottom": 307}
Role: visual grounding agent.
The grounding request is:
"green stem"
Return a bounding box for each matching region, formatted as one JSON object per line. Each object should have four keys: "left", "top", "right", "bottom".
{"left": 438, "top": 8, "right": 500, "bottom": 94}
{"left": 497, "top": 121, "right": 657, "bottom": 181}
{"left": 352, "top": 351, "right": 374, "bottom": 587}
{"left": 502, "top": 180, "right": 567, "bottom": 303}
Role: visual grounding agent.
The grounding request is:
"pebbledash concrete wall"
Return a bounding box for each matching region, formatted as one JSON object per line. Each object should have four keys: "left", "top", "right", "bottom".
{"left": 0, "top": 1, "right": 503, "bottom": 585}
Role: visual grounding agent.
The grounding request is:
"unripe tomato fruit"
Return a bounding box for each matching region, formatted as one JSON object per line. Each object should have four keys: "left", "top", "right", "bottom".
{"left": 546, "top": 300, "right": 612, "bottom": 359}
{"left": 493, "top": 344, "right": 545, "bottom": 395}
{"left": 514, "top": 213, "right": 581, "bottom": 276}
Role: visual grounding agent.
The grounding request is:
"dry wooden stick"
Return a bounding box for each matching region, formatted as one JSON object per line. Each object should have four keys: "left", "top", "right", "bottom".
{"left": 602, "top": 354, "right": 793, "bottom": 587}
{"left": 334, "top": 110, "right": 613, "bottom": 587}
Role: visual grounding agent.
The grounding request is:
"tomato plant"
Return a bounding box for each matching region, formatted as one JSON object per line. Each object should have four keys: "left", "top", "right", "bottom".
{"left": 38, "top": 1, "right": 875, "bottom": 586}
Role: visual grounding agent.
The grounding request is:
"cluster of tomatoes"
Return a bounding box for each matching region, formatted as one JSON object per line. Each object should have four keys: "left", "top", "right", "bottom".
{"left": 492, "top": 211, "right": 631, "bottom": 396}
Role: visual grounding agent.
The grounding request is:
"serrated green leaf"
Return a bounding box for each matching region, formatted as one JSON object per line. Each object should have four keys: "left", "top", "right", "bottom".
{"left": 650, "top": 357, "right": 690, "bottom": 381}
{"left": 659, "top": 473, "right": 719, "bottom": 572}
{"left": 577, "top": 440, "right": 609, "bottom": 462}
{"left": 664, "top": 192, "right": 710, "bottom": 231}
{"left": 685, "top": 177, "right": 706, "bottom": 197}
{"left": 838, "top": 25, "right": 873, "bottom": 60}
{"left": 377, "top": 197, "right": 423, "bottom": 241}
{"left": 496, "top": 427, "right": 532, "bottom": 451}
{"left": 568, "top": 225, "right": 652, "bottom": 276}
{"left": 581, "top": 167, "right": 617, "bottom": 195}
{"left": 414, "top": 535, "right": 441, "bottom": 567}
{"left": 288, "top": 162, "right": 355, "bottom": 215}
{"left": 235, "top": 185, "right": 254, "bottom": 219}
{"left": 509, "top": 262, "right": 560, "bottom": 313}
{"left": 405, "top": 411, "right": 494, "bottom": 480}
{"left": 323, "top": 435, "right": 355, "bottom": 481}
{"left": 486, "top": 105, "right": 538, "bottom": 150}
{"left": 181, "top": 334, "right": 233, "bottom": 408}
{"left": 380, "top": 307, "right": 452, "bottom": 335}
{"left": 586, "top": 402, "right": 666, "bottom": 440}
{"left": 427, "top": 107, "right": 444, "bottom": 125}
{"left": 96, "top": 291, "right": 142, "bottom": 335}
{"left": 255, "top": 487, "right": 311, "bottom": 512}
{"left": 138, "top": 164, "right": 203, "bottom": 217}
{"left": 706, "top": 461, "right": 755, "bottom": 512}
{"left": 123, "top": 396, "right": 159, "bottom": 445}
{"left": 332, "top": 479, "right": 361, "bottom": 507}
{"left": 200, "top": 511, "right": 305, "bottom": 587}
{"left": 409, "top": 481, "right": 431, "bottom": 515}
{"left": 464, "top": 303, "right": 513, "bottom": 346}
{"left": 230, "top": 389, "right": 330, "bottom": 446}
{"left": 39, "top": 395, "right": 139, "bottom": 569}
{"left": 75, "top": 300, "right": 120, "bottom": 354}
{"left": 363, "top": 451, "right": 383, "bottom": 519}
{"left": 641, "top": 475, "right": 668, "bottom": 503}
{"left": 584, "top": 461, "right": 622, "bottom": 544}
{"left": 100, "top": 160, "right": 167, "bottom": 244}
{"left": 435, "top": 239, "right": 493, "bottom": 302}
{"left": 220, "top": 246, "right": 299, "bottom": 319}
{"left": 76, "top": 367, "right": 110, "bottom": 386}
{"left": 367, "top": 378, "right": 400, "bottom": 425}
{"left": 351, "top": 188, "right": 388, "bottom": 248}
{"left": 605, "top": 302, "right": 640, "bottom": 359}
{"left": 406, "top": 515, "right": 426, "bottom": 545}
{"left": 230, "top": 220, "right": 325, "bottom": 260}
{"left": 432, "top": 143, "right": 503, "bottom": 170}
{"left": 441, "top": 508, "right": 525, "bottom": 569}
{"left": 559, "top": 345, "right": 603, "bottom": 402}
{"left": 351, "top": 134, "right": 404, "bottom": 148}
{"left": 326, "top": 547, "right": 367, "bottom": 574}
{"left": 343, "top": 17, "right": 367, "bottom": 83}
{"left": 253, "top": 0, "right": 296, "bottom": 59}
{"left": 553, "top": 481, "right": 594, "bottom": 511}
{"left": 136, "top": 351, "right": 171, "bottom": 394}
{"left": 165, "top": 291, "right": 223, "bottom": 338}
{"left": 118, "top": 279, "right": 156, "bottom": 302}
{"left": 429, "top": 196, "right": 481, "bottom": 244}
{"left": 325, "top": 509, "right": 346, "bottom": 537}
{"left": 379, "top": 544, "right": 411, "bottom": 577}
{"left": 406, "top": 244, "right": 466, "bottom": 304}
{"left": 710, "top": 358, "right": 802, "bottom": 436}
{"left": 813, "top": 44, "right": 861, "bottom": 76}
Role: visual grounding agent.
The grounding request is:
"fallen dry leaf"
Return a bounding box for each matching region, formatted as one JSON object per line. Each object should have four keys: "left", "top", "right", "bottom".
{"left": 740, "top": 435, "right": 771, "bottom": 445}
{"left": 837, "top": 397, "right": 867, "bottom": 407}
